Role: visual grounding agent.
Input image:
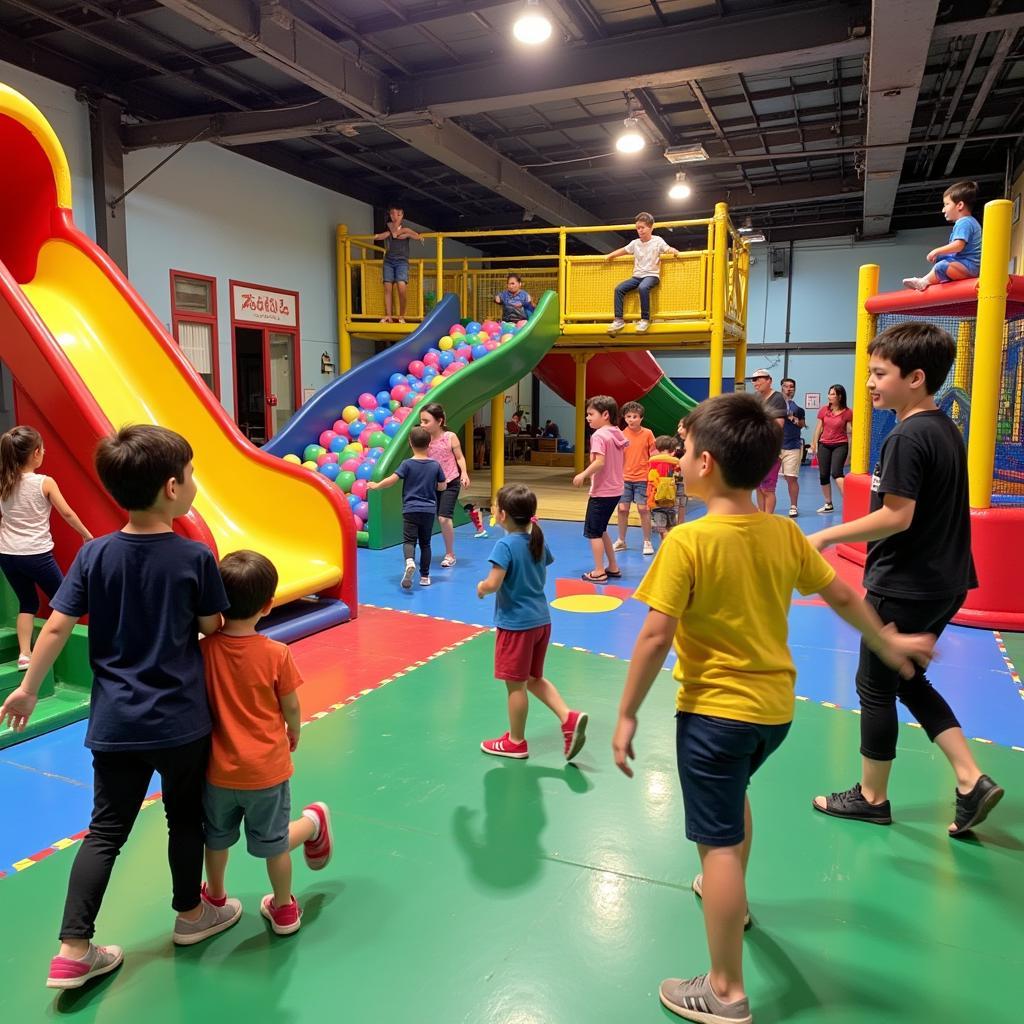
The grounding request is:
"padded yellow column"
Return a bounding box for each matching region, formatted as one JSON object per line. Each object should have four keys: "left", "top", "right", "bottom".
{"left": 337, "top": 225, "right": 352, "bottom": 373}
{"left": 574, "top": 352, "right": 590, "bottom": 474}
{"left": 851, "top": 264, "right": 879, "bottom": 475}
{"left": 968, "top": 198, "right": 1012, "bottom": 509}
{"left": 490, "top": 393, "right": 504, "bottom": 509}
{"left": 708, "top": 203, "right": 728, "bottom": 396}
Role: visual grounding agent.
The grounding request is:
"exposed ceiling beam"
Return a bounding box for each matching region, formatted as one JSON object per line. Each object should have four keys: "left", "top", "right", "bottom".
{"left": 352, "top": 0, "right": 517, "bottom": 36}
{"left": 861, "top": 0, "right": 940, "bottom": 237}
{"left": 13, "top": 0, "right": 161, "bottom": 39}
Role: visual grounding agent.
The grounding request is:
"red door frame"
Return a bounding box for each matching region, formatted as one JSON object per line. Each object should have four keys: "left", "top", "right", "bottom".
{"left": 169, "top": 269, "right": 220, "bottom": 399}
{"left": 228, "top": 279, "right": 301, "bottom": 439}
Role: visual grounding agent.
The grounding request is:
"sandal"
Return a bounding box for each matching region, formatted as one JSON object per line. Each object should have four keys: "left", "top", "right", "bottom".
{"left": 604, "top": 568, "right": 622, "bottom": 578}
{"left": 440, "top": 554, "right": 456, "bottom": 568}
{"left": 812, "top": 783, "right": 892, "bottom": 825}
{"left": 949, "top": 774, "right": 1004, "bottom": 838}
{"left": 581, "top": 571, "right": 608, "bottom": 584}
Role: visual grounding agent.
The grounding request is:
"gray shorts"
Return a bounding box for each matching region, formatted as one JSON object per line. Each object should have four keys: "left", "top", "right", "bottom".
{"left": 204, "top": 780, "right": 291, "bottom": 858}
{"left": 651, "top": 507, "right": 677, "bottom": 531}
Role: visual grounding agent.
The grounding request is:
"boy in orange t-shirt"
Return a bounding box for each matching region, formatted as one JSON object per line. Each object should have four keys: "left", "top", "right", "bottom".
{"left": 200, "top": 550, "right": 333, "bottom": 936}
{"left": 615, "top": 401, "right": 658, "bottom": 555}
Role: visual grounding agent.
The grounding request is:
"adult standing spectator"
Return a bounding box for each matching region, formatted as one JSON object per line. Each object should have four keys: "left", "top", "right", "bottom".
{"left": 811, "top": 385, "right": 853, "bottom": 514}
{"left": 750, "top": 370, "right": 787, "bottom": 514}
{"left": 779, "top": 377, "right": 806, "bottom": 518}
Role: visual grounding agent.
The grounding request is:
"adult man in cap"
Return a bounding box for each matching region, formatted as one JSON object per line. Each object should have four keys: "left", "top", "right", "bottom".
{"left": 750, "top": 369, "right": 787, "bottom": 514}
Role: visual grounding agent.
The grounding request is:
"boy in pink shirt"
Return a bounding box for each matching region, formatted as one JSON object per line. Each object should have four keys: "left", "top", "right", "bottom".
{"left": 572, "top": 395, "right": 629, "bottom": 583}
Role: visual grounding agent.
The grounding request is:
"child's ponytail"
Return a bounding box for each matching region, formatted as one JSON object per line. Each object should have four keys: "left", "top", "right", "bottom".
{"left": 495, "top": 482, "right": 545, "bottom": 562}
{"left": 0, "top": 426, "right": 43, "bottom": 502}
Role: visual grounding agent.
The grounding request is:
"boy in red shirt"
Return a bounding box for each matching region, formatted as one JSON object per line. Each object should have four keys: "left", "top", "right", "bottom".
{"left": 200, "top": 550, "right": 333, "bottom": 936}
{"left": 615, "top": 401, "right": 657, "bottom": 555}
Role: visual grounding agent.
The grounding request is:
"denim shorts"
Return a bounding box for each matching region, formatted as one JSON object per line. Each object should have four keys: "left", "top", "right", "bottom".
{"left": 583, "top": 495, "right": 619, "bottom": 539}
{"left": 676, "top": 712, "right": 790, "bottom": 847}
{"left": 651, "top": 507, "right": 677, "bottom": 531}
{"left": 620, "top": 480, "right": 648, "bottom": 508}
{"left": 383, "top": 257, "right": 409, "bottom": 284}
{"left": 203, "top": 780, "right": 291, "bottom": 858}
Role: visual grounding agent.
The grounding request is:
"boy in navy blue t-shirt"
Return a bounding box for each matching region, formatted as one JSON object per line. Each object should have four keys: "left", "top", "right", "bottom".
{"left": 368, "top": 425, "right": 445, "bottom": 588}
{"left": 0, "top": 425, "right": 239, "bottom": 990}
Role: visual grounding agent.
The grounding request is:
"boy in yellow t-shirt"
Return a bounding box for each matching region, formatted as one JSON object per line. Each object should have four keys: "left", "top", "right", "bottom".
{"left": 611, "top": 393, "right": 934, "bottom": 1024}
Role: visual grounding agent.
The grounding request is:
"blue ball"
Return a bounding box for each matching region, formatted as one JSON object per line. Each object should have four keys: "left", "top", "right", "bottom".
{"left": 354, "top": 500, "right": 370, "bottom": 522}
{"left": 318, "top": 462, "right": 341, "bottom": 481}
{"left": 402, "top": 392, "right": 418, "bottom": 407}
{"left": 466, "top": 321, "right": 481, "bottom": 334}
{"left": 383, "top": 420, "right": 400, "bottom": 436}
{"left": 372, "top": 407, "right": 389, "bottom": 424}
{"left": 355, "top": 462, "right": 375, "bottom": 480}
{"left": 375, "top": 390, "right": 391, "bottom": 408}
{"left": 328, "top": 436, "right": 348, "bottom": 453}
{"left": 388, "top": 372, "right": 407, "bottom": 388}
{"left": 348, "top": 420, "right": 365, "bottom": 438}
{"left": 347, "top": 493, "right": 360, "bottom": 512}
{"left": 472, "top": 344, "right": 487, "bottom": 359}
{"left": 438, "top": 350, "right": 454, "bottom": 368}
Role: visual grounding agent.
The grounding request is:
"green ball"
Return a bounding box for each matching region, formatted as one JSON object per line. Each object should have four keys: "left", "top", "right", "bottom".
{"left": 389, "top": 400, "right": 400, "bottom": 412}
{"left": 336, "top": 471, "right": 356, "bottom": 492}
{"left": 367, "top": 431, "right": 388, "bottom": 448}
{"left": 303, "top": 444, "right": 326, "bottom": 462}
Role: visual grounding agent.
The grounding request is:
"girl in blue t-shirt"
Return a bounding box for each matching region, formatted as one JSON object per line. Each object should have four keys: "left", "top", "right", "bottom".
{"left": 476, "top": 484, "right": 587, "bottom": 761}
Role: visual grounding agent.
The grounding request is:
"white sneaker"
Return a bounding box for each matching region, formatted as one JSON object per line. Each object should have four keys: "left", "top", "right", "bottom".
{"left": 607, "top": 319, "right": 626, "bottom": 334}
{"left": 401, "top": 561, "right": 415, "bottom": 589}
{"left": 419, "top": 576, "right": 431, "bottom": 587}
{"left": 636, "top": 319, "right": 650, "bottom": 333}
{"left": 17, "top": 655, "right": 31, "bottom": 670}
{"left": 642, "top": 541, "right": 654, "bottom": 555}
{"left": 789, "top": 505, "right": 799, "bottom": 518}
{"left": 817, "top": 503, "right": 834, "bottom": 514}
{"left": 612, "top": 539, "right": 627, "bottom": 552}
{"left": 902, "top": 276, "right": 928, "bottom": 292}
{"left": 474, "top": 529, "right": 488, "bottom": 538}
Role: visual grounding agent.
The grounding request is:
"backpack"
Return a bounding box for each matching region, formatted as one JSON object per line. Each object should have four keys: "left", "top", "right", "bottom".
{"left": 652, "top": 469, "right": 677, "bottom": 506}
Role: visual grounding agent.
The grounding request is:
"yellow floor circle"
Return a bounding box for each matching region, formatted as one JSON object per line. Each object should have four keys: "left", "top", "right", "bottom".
{"left": 550, "top": 594, "right": 623, "bottom": 613}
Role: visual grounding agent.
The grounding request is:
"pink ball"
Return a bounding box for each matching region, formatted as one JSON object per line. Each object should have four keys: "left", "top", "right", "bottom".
{"left": 448, "top": 362, "right": 464, "bottom": 374}
{"left": 352, "top": 514, "right": 364, "bottom": 532}
{"left": 481, "top": 320, "right": 499, "bottom": 333}
{"left": 449, "top": 323, "right": 466, "bottom": 335}
{"left": 332, "top": 419, "right": 350, "bottom": 436}
{"left": 319, "top": 430, "right": 338, "bottom": 449}
{"left": 351, "top": 479, "right": 369, "bottom": 500}
{"left": 391, "top": 384, "right": 411, "bottom": 402}
{"left": 484, "top": 339, "right": 498, "bottom": 351}
{"left": 394, "top": 406, "right": 412, "bottom": 421}
{"left": 500, "top": 333, "right": 513, "bottom": 343}
{"left": 456, "top": 346, "right": 473, "bottom": 361}
{"left": 411, "top": 393, "right": 425, "bottom": 405}
{"left": 341, "top": 458, "right": 360, "bottom": 472}
{"left": 407, "top": 360, "right": 425, "bottom": 379}
{"left": 358, "top": 392, "right": 377, "bottom": 410}
{"left": 422, "top": 351, "right": 441, "bottom": 367}
{"left": 316, "top": 452, "right": 338, "bottom": 466}
{"left": 515, "top": 320, "right": 527, "bottom": 329}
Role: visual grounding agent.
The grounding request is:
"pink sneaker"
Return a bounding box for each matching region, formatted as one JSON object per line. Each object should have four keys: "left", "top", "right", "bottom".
{"left": 562, "top": 710, "right": 589, "bottom": 760}
{"left": 200, "top": 881, "right": 227, "bottom": 907}
{"left": 302, "top": 802, "right": 333, "bottom": 870}
{"left": 481, "top": 732, "right": 529, "bottom": 759}
{"left": 46, "top": 943, "right": 124, "bottom": 989}
{"left": 261, "top": 894, "right": 302, "bottom": 936}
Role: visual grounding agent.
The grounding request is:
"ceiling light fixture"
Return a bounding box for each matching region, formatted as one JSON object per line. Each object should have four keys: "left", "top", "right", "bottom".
{"left": 667, "top": 171, "right": 691, "bottom": 200}
{"left": 513, "top": 0, "right": 553, "bottom": 45}
{"left": 616, "top": 116, "right": 645, "bottom": 154}
{"left": 664, "top": 143, "right": 709, "bottom": 164}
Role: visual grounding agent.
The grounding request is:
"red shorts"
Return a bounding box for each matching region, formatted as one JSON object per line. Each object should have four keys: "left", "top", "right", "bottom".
{"left": 494, "top": 624, "right": 551, "bottom": 682}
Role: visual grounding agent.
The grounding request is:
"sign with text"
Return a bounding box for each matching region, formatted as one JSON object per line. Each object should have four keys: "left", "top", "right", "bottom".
{"left": 805, "top": 392, "right": 821, "bottom": 409}
{"left": 232, "top": 284, "right": 297, "bottom": 327}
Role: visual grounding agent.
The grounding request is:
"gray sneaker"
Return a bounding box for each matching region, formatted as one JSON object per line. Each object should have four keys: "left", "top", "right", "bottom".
{"left": 636, "top": 319, "right": 650, "bottom": 332}
{"left": 659, "top": 974, "right": 752, "bottom": 1023}
{"left": 173, "top": 897, "right": 242, "bottom": 946}
{"left": 607, "top": 318, "right": 626, "bottom": 334}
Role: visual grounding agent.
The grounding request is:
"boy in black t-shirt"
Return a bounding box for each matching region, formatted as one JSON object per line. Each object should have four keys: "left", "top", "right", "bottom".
{"left": 0, "top": 425, "right": 239, "bottom": 990}
{"left": 809, "top": 323, "right": 1003, "bottom": 837}
{"left": 368, "top": 425, "right": 446, "bottom": 588}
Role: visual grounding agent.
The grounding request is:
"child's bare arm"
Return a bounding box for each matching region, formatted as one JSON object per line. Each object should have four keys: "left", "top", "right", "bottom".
{"left": 818, "top": 576, "right": 934, "bottom": 678}
{"left": 613, "top": 609, "right": 675, "bottom": 777}
{"left": 0, "top": 612, "right": 78, "bottom": 730}
{"left": 367, "top": 473, "right": 400, "bottom": 491}
{"left": 43, "top": 479, "right": 92, "bottom": 541}
{"left": 198, "top": 613, "right": 223, "bottom": 637}
{"left": 927, "top": 239, "right": 966, "bottom": 261}
{"left": 605, "top": 246, "right": 629, "bottom": 261}
{"left": 280, "top": 690, "right": 302, "bottom": 751}
{"left": 400, "top": 227, "right": 423, "bottom": 240}
{"left": 477, "top": 565, "right": 506, "bottom": 599}
{"left": 809, "top": 493, "right": 914, "bottom": 551}
{"left": 372, "top": 230, "right": 388, "bottom": 240}
{"left": 572, "top": 453, "right": 604, "bottom": 487}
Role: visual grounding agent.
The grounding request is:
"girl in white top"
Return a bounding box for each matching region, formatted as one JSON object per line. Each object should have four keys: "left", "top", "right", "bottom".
{"left": 0, "top": 426, "right": 92, "bottom": 669}
{"left": 419, "top": 403, "right": 470, "bottom": 568}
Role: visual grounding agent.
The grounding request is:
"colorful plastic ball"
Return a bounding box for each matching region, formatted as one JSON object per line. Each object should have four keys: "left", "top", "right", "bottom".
{"left": 349, "top": 420, "right": 366, "bottom": 439}
{"left": 283, "top": 453, "right": 301, "bottom": 465}
{"left": 438, "top": 350, "right": 454, "bottom": 368}
{"left": 455, "top": 346, "right": 473, "bottom": 362}
{"left": 472, "top": 344, "right": 488, "bottom": 359}
{"left": 401, "top": 392, "right": 418, "bottom": 407}
{"left": 325, "top": 438, "right": 345, "bottom": 455}
{"left": 303, "top": 444, "right": 326, "bottom": 462}
{"left": 371, "top": 408, "right": 389, "bottom": 424}
{"left": 411, "top": 393, "right": 425, "bottom": 406}
{"left": 351, "top": 515, "right": 364, "bottom": 532}
{"left": 318, "top": 462, "right": 341, "bottom": 481}
{"left": 336, "top": 470, "right": 356, "bottom": 493}
{"left": 381, "top": 421, "right": 399, "bottom": 438}
{"left": 484, "top": 340, "right": 498, "bottom": 352}
{"left": 375, "top": 390, "right": 392, "bottom": 408}
{"left": 389, "top": 399, "right": 400, "bottom": 412}
{"left": 516, "top": 320, "right": 527, "bottom": 329}
{"left": 447, "top": 362, "right": 464, "bottom": 375}
{"left": 358, "top": 392, "right": 377, "bottom": 410}
{"left": 422, "top": 368, "right": 438, "bottom": 382}
{"left": 407, "top": 360, "right": 425, "bottom": 378}
{"left": 351, "top": 479, "right": 369, "bottom": 500}
{"left": 422, "top": 351, "right": 440, "bottom": 367}
{"left": 449, "top": 323, "right": 466, "bottom": 335}
{"left": 391, "top": 384, "right": 410, "bottom": 402}
{"left": 353, "top": 462, "right": 374, "bottom": 481}
{"left": 466, "top": 321, "right": 481, "bottom": 334}
{"left": 395, "top": 406, "right": 413, "bottom": 421}
{"left": 316, "top": 452, "right": 338, "bottom": 467}
{"left": 343, "top": 441, "right": 363, "bottom": 456}
{"left": 318, "top": 430, "right": 338, "bottom": 449}
{"left": 427, "top": 375, "right": 443, "bottom": 388}
{"left": 346, "top": 493, "right": 360, "bottom": 512}
{"left": 366, "top": 431, "right": 388, "bottom": 448}
{"left": 342, "top": 405, "right": 360, "bottom": 423}
{"left": 389, "top": 372, "right": 407, "bottom": 388}
{"left": 341, "top": 457, "right": 360, "bottom": 473}
{"left": 301, "top": 460, "right": 318, "bottom": 471}
{"left": 500, "top": 333, "right": 513, "bottom": 343}
{"left": 438, "top": 335, "right": 453, "bottom": 350}
{"left": 354, "top": 501, "right": 369, "bottom": 522}
{"left": 332, "top": 421, "right": 350, "bottom": 438}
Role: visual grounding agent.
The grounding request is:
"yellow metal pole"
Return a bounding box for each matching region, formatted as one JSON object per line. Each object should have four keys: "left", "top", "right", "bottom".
{"left": 435, "top": 233, "right": 443, "bottom": 316}
{"left": 967, "top": 198, "right": 1012, "bottom": 510}
{"left": 336, "top": 224, "right": 352, "bottom": 373}
{"left": 574, "top": 352, "right": 590, "bottom": 474}
{"left": 708, "top": 203, "right": 728, "bottom": 396}
{"left": 558, "top": 229, "right": 567, "bottom": 329}
{"left": 952, "top": 322, "right": 973, "bottom": 390}
{"left": 490, "top": 393, "right": 505, "bottom": 509}
{"left": 733, "top": 244, "right": 750, "bottom": 390}
{"left": 851, "top": 263, "right": 880, "bottom": 475}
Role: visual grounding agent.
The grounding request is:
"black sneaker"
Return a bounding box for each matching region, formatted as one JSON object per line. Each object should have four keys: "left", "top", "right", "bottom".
{"left": 813, "top": 783, "right": 892, "bottom": 824}
{"left": 949, "top": 774, "right": 1004, "bottom": 838}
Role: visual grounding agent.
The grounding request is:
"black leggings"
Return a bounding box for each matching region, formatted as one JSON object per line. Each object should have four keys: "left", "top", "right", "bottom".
{"left": 817, "top": 441, "right": 849, "bottom": 485}
{"left": 403, "top": 512, "right": 434, "bottom": 577}
{"left": 856, "top": 592, "right": 964, "bottom": 762}
{"left": 60, "top": 735, "right": 210, "bottom": 939}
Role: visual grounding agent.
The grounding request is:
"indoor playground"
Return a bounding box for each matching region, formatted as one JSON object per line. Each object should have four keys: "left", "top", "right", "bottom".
{"left": 0, "top": 5, "right": 1023, "bottom": 1023}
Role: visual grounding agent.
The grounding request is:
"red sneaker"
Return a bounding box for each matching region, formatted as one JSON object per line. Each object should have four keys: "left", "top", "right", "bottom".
{"left": 200, "top": 881, "right": 227, "bottom": 907}
{"left": 260, "top": 894, "right": 302, "bottom": 936}
{"left": 481, "top": 733, "right": 529, "bottom": 759}
{"left": 562, "top": 710, "right": 589, "bottom": 761}
{"left": 302, "top": 802, "right": 333, "bottom": 871}
{"left": 46, "top": 944, "right": 124, "bottom": 990}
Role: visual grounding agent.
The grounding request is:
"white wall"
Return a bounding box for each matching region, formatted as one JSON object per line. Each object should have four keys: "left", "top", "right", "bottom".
{"left": 0, "top": 60, "right": 95, "bottom": 240}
